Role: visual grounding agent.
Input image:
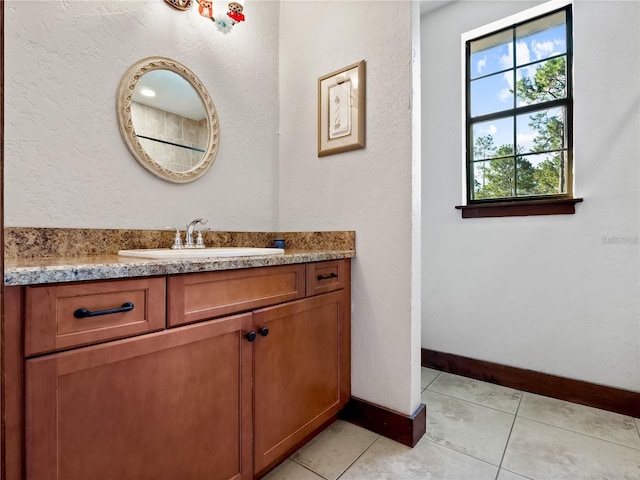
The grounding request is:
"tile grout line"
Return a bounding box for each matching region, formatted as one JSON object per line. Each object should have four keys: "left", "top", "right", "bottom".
{"left": 421, "top": 370, "right": 442, "bottom": 392}
{"left": 517, "top": 391, "right": 640, "bottom": 450}
{"left": 421, "top": 373, "right": 524, "bottom": 472}
{"left": 424, "top": 371, "right": 523, "bottom": 415}
{"left": 335, "top": 435, "right": 382, "bottom": 480}
{"left": 287, "top": 456, "right": 331, "bottom": 480}
{"left": 424, "top": 388, "right": 521, "bottom": 416}
{"left": 498, "top": 466, "right": 535, "bottom": 480}
{"left": 421, "top": 435, "right": 503, "bottom": 469}
{"left": 301, "top": 461, "right": 330, "bottom": 480}
{"left": 514, "top": 414, "right": 640, "bottom": 452}
{"left": 494, "top": 388, "right": 525, "bottom": 480}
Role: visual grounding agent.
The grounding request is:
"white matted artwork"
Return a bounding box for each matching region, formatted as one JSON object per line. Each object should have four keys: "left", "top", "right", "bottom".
{"left": 318, "top": 60, "right": 365, "bottom": 157}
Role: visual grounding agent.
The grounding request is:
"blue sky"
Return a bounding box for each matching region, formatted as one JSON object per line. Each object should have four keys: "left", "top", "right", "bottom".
{"left": 469, "top": 20, "right": 566, "bottom": 154}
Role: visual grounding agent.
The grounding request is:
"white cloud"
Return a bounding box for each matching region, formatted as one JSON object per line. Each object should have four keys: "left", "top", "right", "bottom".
{"left": 516, "top": 40, "right": 530, "bottom": 65}
{"left": 488, "top": 124, "right": 498, "bottom": 135}
{"left": 554, "top": 38, "right": 566, "bottom": 50}
{"left": 532, "top": 40, "right": 554, "bottom": 60}
{"left": 477, "top": 56, "right": 487, "bottom": 74}
{"left": 500, "top": 41, "right": 529, "bottom": 90}
{"left": 517, "top": 132, "right": 536, "bottom": 151}
{"left": 503, "top": 71, "right": 514, "bottom": 90}
{"left": 499, "top": 41, "right": 515, "bottom": 69}
{"left": 499, "top": 87, "right": 511, "bottom": 102}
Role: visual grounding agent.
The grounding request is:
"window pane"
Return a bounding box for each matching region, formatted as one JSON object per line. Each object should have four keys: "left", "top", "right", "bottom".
{"left": 516, "top": 107, "right": 564, "bottom": 154}
{"left": 470, "top": 29, "right": 512, "bottom": 79}
{"left": 518, "top": 152, "right": 567, "bottom": 196}
{"left": 466, "top": 7, "right": 571, "bottom": 204}
{"left": 470, "top": 72, "right": 513, "bottom": 117}
{"left": 515, "top": 156, "right": 537, "bottom": 196}
{"left": 515, "top": 10, "right": 566, "bottom": 66}
{"left": 472, "top": 117, "right": 514, "bottom": 160}
{"left": 472, "top": 157, "right": 515, "bottom": 200}
{"left": 516, "top": 57, "right": 566, "bottom": 106}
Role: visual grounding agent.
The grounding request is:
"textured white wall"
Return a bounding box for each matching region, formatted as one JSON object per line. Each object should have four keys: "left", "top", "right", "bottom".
{"left": 6, "top": 0, "right": 422, "bottom": 415}
{"left": 5, "top": 0, "right": 279, "bottom": 231}
{"left": 278, "top": 1, "right": 420, "bottom": 414}
{"left": 421, "top": 0, "right": 640, "bottom": 392}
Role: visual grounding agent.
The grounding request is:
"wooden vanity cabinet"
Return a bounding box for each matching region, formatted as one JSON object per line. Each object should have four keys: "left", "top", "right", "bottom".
{"left": 26, "top": 313, "right": 253, "bottom": 480}
{"left": 253, "top": 289, "right": 350, "bottom": 477}
{"left": 169, "top": 259, "right": 351, "bottom": 478}
{"left": 6, "top": 259, "right": 351, "bottom": 480}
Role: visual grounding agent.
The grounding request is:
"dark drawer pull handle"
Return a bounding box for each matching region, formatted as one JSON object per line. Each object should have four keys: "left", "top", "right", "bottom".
{"left": 245, "top": 331, "right": 257, "bottom": 342}
{"left": 317, "top": 273, "right": 338, "bottom": 281}
{"left": 258, "top": 326, "right": 269, "bottom": 337}
{"left": 74, "top": 302, "right": 134, "bottom": 319}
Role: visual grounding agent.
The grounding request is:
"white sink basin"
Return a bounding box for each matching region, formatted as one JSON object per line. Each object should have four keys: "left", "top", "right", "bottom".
{"left": 118, "top": 247, "right": 285, "bottom": 259}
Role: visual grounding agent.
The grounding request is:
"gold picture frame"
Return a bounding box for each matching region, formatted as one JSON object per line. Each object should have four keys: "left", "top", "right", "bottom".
{"left": 318, "top": 60, "right": 366, "bottom": 157}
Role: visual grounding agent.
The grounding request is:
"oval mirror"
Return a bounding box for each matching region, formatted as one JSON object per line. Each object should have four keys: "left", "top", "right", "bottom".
{"left": 116, "top": 57, "right": 219, "bottom": 183}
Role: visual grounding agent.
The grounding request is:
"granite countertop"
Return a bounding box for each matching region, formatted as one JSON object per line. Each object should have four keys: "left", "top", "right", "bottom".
{"left": 4, "top": 249, "right": 356, "bottom": 286}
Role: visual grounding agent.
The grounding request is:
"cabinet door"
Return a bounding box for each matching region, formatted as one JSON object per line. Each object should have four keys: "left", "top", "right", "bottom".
{"left": 253, "top": 291, "right": 350, "bottom": 476}
{"left": 26, "top": 314, "right": 253, "bottom": 480}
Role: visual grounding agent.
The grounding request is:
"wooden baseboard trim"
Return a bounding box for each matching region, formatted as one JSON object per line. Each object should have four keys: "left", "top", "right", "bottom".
{"left": 340, "top": 397, "right": 426, "bottom": 447}
{"left": 422, "top": 348, "right": 640, "bottom": 418}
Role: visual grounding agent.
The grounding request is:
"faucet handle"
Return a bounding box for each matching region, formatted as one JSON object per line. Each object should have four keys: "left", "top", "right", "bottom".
{"left": 195, "top": 228, "right": 210, "bottom": 248}
{"left": 166, "top": 227, "right": 183, "bottom": 249}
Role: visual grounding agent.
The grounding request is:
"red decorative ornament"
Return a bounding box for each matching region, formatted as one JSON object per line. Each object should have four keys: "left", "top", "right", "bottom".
{"left": 227, "top": 1, "right": 245, "bottom": 23}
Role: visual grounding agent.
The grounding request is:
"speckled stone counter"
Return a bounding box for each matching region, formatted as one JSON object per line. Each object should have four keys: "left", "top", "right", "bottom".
{"left": 5, "top": 228, "right": 355, "bottom": 258}
{"left": 4, "top": 228, "right": 355, "bottom": 286}
{"left": 4, "top": 250, "right": 355, "bottom": 286}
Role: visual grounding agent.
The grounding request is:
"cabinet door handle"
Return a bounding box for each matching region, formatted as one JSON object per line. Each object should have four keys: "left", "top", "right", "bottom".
{"left": 245, "top": 331, "right": 257, "bottom": 342}
{"left": 258, "top": 326, "right": 269, "bottom": 337}
{"left": 317, "top": 273, "right": 338, "bottom": 281}
{"left": 73, "top": 302, "right": 134, "bottom": 319}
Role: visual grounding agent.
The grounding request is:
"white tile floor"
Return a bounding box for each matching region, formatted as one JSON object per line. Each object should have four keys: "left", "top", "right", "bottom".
{"left": 263, "top": 368, "right": 640, "bottom": 480}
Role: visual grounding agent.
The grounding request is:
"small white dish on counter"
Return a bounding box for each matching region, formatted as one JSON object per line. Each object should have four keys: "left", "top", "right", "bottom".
{"left": 118, "top": 247, "right": 285, "bottom": 259}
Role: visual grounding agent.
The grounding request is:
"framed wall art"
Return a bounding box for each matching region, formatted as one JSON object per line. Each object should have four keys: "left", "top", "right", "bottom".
{"left": 317, "top": 60, "right": 366, "bottom": 157}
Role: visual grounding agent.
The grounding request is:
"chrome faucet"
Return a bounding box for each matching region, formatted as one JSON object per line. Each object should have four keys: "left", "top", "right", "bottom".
{"left": 185, "top": 218, "right": 207, "bottom": 248}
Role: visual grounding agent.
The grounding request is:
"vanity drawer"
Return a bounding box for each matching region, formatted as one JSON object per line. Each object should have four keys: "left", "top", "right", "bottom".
{"left": 167, "top": 264, "right": 306, "bottom": 327}
{"left": 306, "top": 260, "right": 349, "bottom": 297}
{"left": 25, "top": 277, "right": 166, "bottom": 356}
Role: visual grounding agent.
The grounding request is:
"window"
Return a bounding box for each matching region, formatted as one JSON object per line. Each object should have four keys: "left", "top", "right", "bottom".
{"left": 459, "top": 4, "right": 580, "bottom": 218}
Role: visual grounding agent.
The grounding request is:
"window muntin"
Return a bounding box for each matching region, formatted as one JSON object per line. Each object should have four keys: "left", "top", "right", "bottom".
{"left": 467, "top": 7, "right": 572, "bottom": 203}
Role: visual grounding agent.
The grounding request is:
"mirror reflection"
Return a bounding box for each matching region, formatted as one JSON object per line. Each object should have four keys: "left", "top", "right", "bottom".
{"left": 132, "top": 70, "right": 209, "bottom": 173}
{"left": 116, "top": 57, "right": 219, "bottom": 183}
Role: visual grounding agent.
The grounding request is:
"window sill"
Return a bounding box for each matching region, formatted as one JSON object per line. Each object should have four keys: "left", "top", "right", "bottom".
{"left": 455, "top": 198, "right": 583, "bottom": 219}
